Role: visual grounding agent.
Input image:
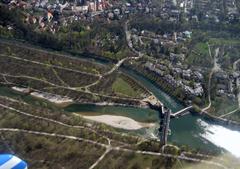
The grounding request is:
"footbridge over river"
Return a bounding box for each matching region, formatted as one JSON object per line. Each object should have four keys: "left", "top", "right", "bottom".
{"left": 143, "top": 95, "right": 193, "bottom": 118}
{"left": 171, "top": 106, "right": 193, "bottom": 118}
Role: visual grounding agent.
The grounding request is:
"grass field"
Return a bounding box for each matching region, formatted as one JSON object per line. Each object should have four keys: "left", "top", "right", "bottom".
{"left": 112, "top": 77, "right": 139, "bottom": 98}
{"left": 186, "top": 42, "right": 212, "bottom": 67}
{"left": 210, "top": 96, "right": 239, "bottom": 117}
{"left": 209, "top": 38, "right": 240, "bottom": 46}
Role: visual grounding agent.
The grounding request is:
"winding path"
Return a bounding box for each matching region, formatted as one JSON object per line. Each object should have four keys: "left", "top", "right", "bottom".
{"left": 201, "top": 45, "right": 219, "bottom": 112}
{"left": 233, "top": 58, "right": 240, "bottom": 108}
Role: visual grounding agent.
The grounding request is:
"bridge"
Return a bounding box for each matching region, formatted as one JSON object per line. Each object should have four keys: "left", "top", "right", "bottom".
{"left": 171, "top": 106, "right": 193, "bottom": 118}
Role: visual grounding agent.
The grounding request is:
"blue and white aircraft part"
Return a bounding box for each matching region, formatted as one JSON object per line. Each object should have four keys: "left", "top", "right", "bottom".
{"left": 0, "top": 154, "right": 27, "bottom": 169}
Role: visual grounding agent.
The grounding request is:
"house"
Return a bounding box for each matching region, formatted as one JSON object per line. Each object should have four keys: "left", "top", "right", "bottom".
{"left": 47, "top": 12, "right": 53, "bottom": 22}
{"left": 113, "top": 8, "right": 121, "bottom": 15}
{"left": 194, "top": 71, "right": 203, "bottom": 82}
{"left": 72, "top": 5, "right": 88, "bottom": 13}
{"left": 183, "top": 31, "right": 192, "bottom": 38}
{"left": 182, "top": 69, "right": 191, "bottom": 80}
{"left": 170, "top": 53, "right": 185, "bottom": 62}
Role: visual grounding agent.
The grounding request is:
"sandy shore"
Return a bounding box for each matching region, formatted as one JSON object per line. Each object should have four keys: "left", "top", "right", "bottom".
{"left": 12, "top": 86, "right": 30, "bottom": 93}
{"left": 76, "top": 114, "right": 155, "bottom": 130}
{"left": 30, "top": 92, "right": 73, "bottom": 104}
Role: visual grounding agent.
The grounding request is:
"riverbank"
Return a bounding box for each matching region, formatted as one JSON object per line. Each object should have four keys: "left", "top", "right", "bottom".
{"left": 200, "top": 110, "right": 240, "bottom": 129}
{"left": 30, "top": 92, "right": 73, "bottom": 104}
{"left": 74, "top": 113, "right": 156, "bottom": 130}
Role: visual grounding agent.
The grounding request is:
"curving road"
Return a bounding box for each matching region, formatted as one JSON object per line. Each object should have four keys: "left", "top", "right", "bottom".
{"left": 201, "top": 46, "right": 219, "bottom": 112}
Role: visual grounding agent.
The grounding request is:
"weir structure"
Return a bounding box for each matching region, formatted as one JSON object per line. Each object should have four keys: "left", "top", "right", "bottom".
{"left": 159, "top": 106, "right": 171, "bottom": 145}
{"left": 144, "top": 95, "right": 192, "bottom": 145}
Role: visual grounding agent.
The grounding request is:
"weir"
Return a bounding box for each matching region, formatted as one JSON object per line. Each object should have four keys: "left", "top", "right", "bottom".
{"left": 159, "top": 106, "right": 171, "bottom": 145}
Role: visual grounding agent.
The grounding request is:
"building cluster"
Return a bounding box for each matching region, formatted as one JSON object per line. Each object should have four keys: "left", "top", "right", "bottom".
{"left": 130, "top": 28, "right": 191, "bottom": 57}
{"left": 3, "top": 0, "right": 239, "bottom": 35}
{"left": 3, "top": 0, "right": 111, "bottom": 32}
{"left": 158, "top": 0, "right": 240, "bottom": 23}
{"left": 128, "top": 25, "right": 205, "bottom": 99}
{"left": 145, "top": 61, "right": 204, "bottom": 97}
{"left": 214, "top": 71, "right": 240, "bottom": 99}
{"left": 72, "top": 0, "right": 109, "bottom": 13}
{"left": 2, "top": 0, "right": 154, "bottom": 33}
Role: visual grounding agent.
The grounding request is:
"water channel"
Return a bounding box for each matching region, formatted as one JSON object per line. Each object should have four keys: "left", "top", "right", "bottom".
{"left": 65, "top": 63, "right": 240, "bottom": 157}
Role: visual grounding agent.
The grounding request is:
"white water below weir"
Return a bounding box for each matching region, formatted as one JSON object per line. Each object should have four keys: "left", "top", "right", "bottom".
{"left": 199, "top": 119, "right": 240, "bottom": 158}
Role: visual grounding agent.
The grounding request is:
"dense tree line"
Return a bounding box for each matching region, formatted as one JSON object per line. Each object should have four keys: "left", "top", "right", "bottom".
{"left": 0, "top": 5, "right": 128, "bottom": 60}
{"left": 130, "top": 14, "right": 240, "bottom": 37}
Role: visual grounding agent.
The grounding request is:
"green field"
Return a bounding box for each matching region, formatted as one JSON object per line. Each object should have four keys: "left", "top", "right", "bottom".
{"left": 209, "top": 38, "right": 240, "bottom": 46}
{"left": 112, "top": 77, "right": 139, "bottom": 98}
{"left": 210, "top": 96, "right": 239, "bottom": 118}
{"left": 186, "top": 42, "right": 212, "bottom": 67}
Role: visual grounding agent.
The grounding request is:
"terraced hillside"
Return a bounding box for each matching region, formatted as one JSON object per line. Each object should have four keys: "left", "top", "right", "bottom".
{"left": 0, "top": 40, "right": 150, "bottom": 107}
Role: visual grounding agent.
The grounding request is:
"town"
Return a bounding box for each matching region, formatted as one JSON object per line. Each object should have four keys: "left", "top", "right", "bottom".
{"left": 2, "top": 0, "right": 239, "bottom": 33}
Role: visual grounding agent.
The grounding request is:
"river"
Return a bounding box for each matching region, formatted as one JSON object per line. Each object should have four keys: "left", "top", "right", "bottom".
{"left": 65, "top": 67, "right": 240, "bottom": 157}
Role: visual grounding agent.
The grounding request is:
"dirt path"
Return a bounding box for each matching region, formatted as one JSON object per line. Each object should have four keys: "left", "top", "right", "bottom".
{"left": 233, "top": 58, "right": 240, "bottom": 108}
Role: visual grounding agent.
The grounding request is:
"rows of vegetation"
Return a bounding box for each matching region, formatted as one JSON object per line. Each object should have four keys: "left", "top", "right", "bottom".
{"left": 0, "top": 41, "right": 109, "bottom": 75}
{"left": 112, "top": 74, "right": 149, "bottom": 98}
{"left": 0, "top": 41, "right": 147, "bottom": 106}
{"left": 90, "top": 73, "right": 149, "bottom": 99}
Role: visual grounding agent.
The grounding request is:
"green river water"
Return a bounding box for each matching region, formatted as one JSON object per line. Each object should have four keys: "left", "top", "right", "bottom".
{"left": 64, "top": 68, "right": 240, "bottom": 156}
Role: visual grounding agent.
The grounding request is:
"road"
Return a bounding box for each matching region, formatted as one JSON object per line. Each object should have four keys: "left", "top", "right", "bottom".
{"left": 219, "top": 108, "right": 239, "bottom": 118}
{"left": 233, "top": 58, "right": 240, "bottom": 108}
{"left": 233, "top": 58, "right": 240, "bottom": 71}
{"left": 124, "top": 20, "right": 144, "bottom": 57}
{"left": 201, "top": 46, "right": 219, "bottom": 112}
{"left": 89, "top": 147, "right": 112, "bottom": 169}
